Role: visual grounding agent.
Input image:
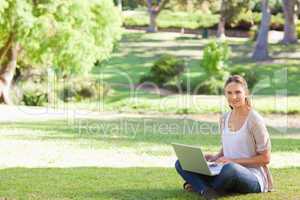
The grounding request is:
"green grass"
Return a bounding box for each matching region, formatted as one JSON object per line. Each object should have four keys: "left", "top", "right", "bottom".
{"left": 0, "top": 167, "right": 299, "bottom": 200}
{"left": 1, "top": 118, "right": 300, "bottom": 155}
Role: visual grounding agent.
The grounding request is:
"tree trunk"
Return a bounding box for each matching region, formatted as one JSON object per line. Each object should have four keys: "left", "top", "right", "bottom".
{"left": 217, "top": 0, "right": 226, "bottom": 38}
{"left": 117, "top": 0, "right": 122, "bottom": 11}
{"left": 146, "top": 0, "right": 158, "bottom": 33}
{"left": 0, "top": 42, "right": 20, "bottom": 105}
{"left": 146, "top": 0, "right": 169, "bottom": 33}
{"left": 252, "top": 0, "right": 271, "bottom": 61}
{"left": 217, "top": 16, "right": 226, "bottom": 39}
{"left": 147, "top": 10, "right": 158, "bottom": 33}
{"left": 282, "top": 0, "right": 297, "bottom": 44}
{"left": 187, "top": 0, "right": 193, "bottom": 11}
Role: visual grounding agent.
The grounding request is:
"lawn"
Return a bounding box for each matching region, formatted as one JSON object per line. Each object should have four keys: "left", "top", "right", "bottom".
{"left": 0, "top": 167, "right": 299, "bottom": 200}
{"left": 1, "top": 116, "right": 300, "bottom": 199}
{"left": 1, "top": 118, "right": 300, "bottom": 155}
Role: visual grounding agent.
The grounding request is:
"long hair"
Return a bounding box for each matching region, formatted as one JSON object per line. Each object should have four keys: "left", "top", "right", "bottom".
{"left": 224, "top": 75, "right": 251, "bottom": 109}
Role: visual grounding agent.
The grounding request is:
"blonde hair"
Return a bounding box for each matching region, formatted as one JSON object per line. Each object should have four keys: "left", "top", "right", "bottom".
{"left": 224, "top": 75, "right": 251, "bottom": 109}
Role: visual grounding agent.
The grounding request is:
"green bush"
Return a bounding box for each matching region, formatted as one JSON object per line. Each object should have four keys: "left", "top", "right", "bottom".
{"left": 123, "top": 10, "right": 285, "bottom": 31}
{"left": 270, "top": 13, "right": 284, "bottom": 31}
{"left": 61, "top": 84, "right": 77, "bottom": 102}
{"left": 251, "top": 12, "right": 261, "bottom": 25}
{"left": 158, "top": 10, "right": 218, "bottom": 29}
{"left": 226, "top": 11, "right": 252, "bottom": 31}
{"left": 252, "top": 12, "right": 284, "bottom": 31}
{"left": 21, "top": 82, "right": 48, "bottom": 106}
{"left": 229, "top": 11, "right": 285, "bottom": 31}
{"left": 251, "top": 0, "right": 282, "bottom": 14}
{"left": 201, "top": 41, "right": 230, "bottom": 78}
{"left": 15, "top": 71, "right": 49, "bottom": 106}
{"left": 297, "top": 23, "right": 300, "bottom": 39}
{"left": 123, "top": 11, "right": 148, "bottom": 27}
{"left": 60, "top": 77, "right": 110, "bottom": 102}
{"left": 196, "top": 77, "right": 225, "bottom": 95}
{"left": 140, "top": 54, "right": 186, "bottom": 87}
{"left": 23, "top": 91, "right": 48, "bottom": 106}
{"left": 248, "top": 25, "right": 258, "bottom": 41}
{"left": 114, "top": 0, "right": 145, "bottom": 10}
{"left": 123, "top": 10, "right": 219, "bottom": 29}
{"left": 198, "top": 41, "right": 231, "bottom": 95}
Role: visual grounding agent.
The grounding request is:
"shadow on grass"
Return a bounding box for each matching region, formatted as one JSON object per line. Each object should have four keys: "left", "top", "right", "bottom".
{"left": 175, "top": 36, "right": 200, "bottom": 40}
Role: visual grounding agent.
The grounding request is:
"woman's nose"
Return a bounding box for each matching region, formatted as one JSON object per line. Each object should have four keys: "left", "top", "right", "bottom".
{"left": 231, "top": 94, "right": 237, "bottom": 99}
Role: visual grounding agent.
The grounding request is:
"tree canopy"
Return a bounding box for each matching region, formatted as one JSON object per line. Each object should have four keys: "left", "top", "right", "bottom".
{"left": 0, "top": 0, "right": 122, "bottom": 76}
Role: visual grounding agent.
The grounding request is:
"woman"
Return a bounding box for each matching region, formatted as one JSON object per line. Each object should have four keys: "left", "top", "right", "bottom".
{"left": 175, "top": 75, "right": 273, "bottom": 199}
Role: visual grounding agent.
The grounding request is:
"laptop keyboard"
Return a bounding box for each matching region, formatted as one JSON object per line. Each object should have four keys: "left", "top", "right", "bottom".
{"left": 208, "top": 163, "right": 223, "bottom": 174}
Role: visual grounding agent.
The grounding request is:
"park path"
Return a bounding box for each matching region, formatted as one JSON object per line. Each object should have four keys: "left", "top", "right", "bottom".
{"left": 0, "top": 105, "right": 300, "bottom": 169}
{"left": 0, "top": 139, "right": 299, "bottom": 169}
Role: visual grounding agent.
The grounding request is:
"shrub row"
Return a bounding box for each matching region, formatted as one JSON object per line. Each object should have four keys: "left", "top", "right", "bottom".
{"left": 140, "top": 41, "right": 259, "bottom": 95}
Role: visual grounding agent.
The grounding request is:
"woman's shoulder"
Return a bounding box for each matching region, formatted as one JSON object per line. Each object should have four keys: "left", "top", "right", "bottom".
{"left": 219, "top": 111, "right": 230, "bottom": 130}
{"left": 248, "top": 109, "right": 266, "bottom": 125}
{"left": 220, "top": 111, "right": 231, "bottom": 121}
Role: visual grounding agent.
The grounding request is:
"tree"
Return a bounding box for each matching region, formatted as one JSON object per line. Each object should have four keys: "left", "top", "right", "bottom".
{"left": 217, "top": 0, "right": 226, "bottom": 38}
{"left": 117, "top": 0, "right": 122, "bottom": 11}
{"left": 282, "top": 0, "right": 298, "bottom": 44}
{"left": 252, "top": 0, "right": 271, "bottom": 60}
{"left": 174, "top": 0, "right": 194, "bottom": 11}
{"left": 146, "top": 0, "right": 170, "bottom": 32}
{"left": 217, "top": 0, "right": 251, "bottom": 38}
{"left": 0, "top": 0, "right": 122, "bottom": 104}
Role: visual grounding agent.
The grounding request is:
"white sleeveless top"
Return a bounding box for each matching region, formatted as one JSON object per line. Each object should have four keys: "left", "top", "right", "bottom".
{"left": 222, "top": 111, "right": 265, "bottom": 192}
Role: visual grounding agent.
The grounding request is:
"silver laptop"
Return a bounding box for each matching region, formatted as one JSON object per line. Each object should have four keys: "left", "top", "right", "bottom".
{"left": 172, "top": 143, "right": 223, "bottom": 176}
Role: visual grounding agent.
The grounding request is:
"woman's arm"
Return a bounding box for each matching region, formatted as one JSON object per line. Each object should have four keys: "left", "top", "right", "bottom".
{"left": 215, "top": 147, "right": 224, "bottom": 160}
{"left": 205, "top": 148, "right": 224, "bottom": 162}
{"left": 216, "top": 149, "right": 271, "bottom": 167}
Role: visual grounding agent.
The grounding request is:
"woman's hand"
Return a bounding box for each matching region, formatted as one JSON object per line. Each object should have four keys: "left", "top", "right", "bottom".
{"left": 205, "top": 154, "right": 218, "bottom": 162}
{"left": 216, "top": 156, "right": 233, "bottom": 164}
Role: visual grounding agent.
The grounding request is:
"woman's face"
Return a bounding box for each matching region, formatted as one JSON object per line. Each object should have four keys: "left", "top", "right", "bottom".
{"left": 225, "top": 82, "right": 248, "bottom": 109}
